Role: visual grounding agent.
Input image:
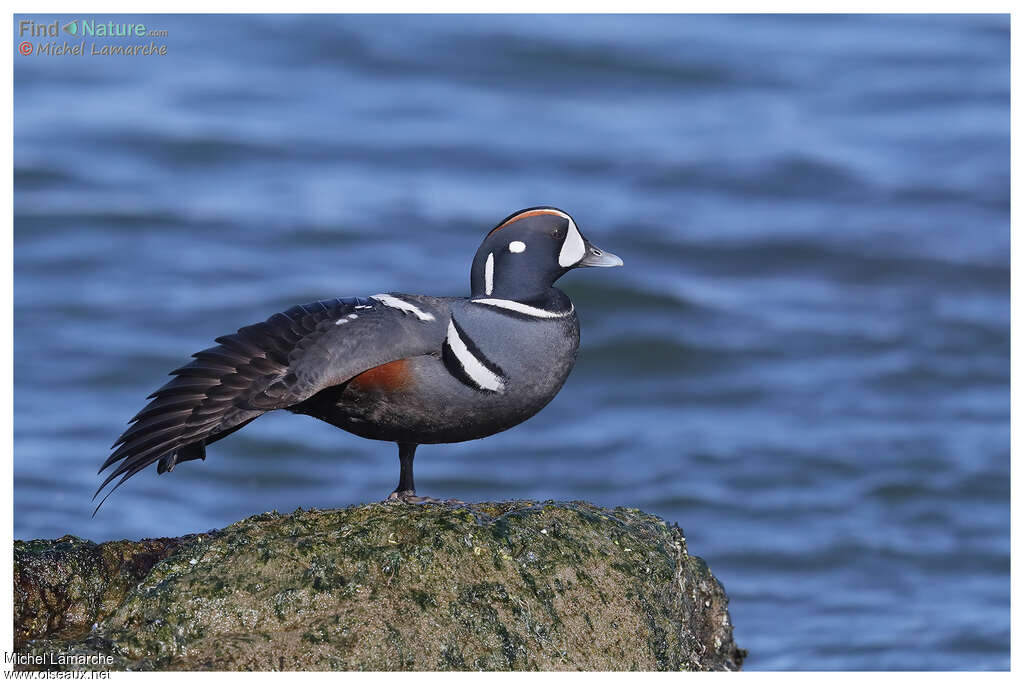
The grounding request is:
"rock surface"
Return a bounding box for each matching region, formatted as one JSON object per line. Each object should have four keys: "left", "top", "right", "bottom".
{"left": 14, "top": 500, "right": 745, "bottom": 671}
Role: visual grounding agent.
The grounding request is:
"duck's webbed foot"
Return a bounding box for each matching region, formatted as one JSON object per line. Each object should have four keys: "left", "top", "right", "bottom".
{"left": 385, "top": 489, "right": 462, "bottom": 505}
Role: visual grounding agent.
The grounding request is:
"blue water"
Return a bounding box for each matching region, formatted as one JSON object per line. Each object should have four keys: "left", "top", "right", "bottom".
{"left": 13, "top": 14, "right": 1009, "bottom": 670}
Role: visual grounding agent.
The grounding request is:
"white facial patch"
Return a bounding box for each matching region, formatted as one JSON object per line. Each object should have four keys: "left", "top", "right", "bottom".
{"left": 484, "top": 252, "right": 494, "bottom": 296}
{"left": 371, "top": 294, "right": 436, "bottom": 321}
{"left": 472, "top": 298, "right": 574, "bottom": 319}
{"left": 558, "top": 216, "right": 586, "bottom": 267}
{"left": 509, "top": 241, "right": 526, "bottom": 253}
{"left": 445, "top": 320, "right": 505, "bottom": 392}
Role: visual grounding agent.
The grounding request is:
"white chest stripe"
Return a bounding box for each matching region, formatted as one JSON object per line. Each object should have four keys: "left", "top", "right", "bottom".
{"left": 558, "top": 216, "right": 586, "bottom": 267}
{"left": 371, "top": 294, "right": 436, "bottom": 321}
{"left": 445, "top": 320, "right": 505, "bottom": 392}
{"left": 471, "top": 298, "right": 574, "bottom": 319}
{"left": 484, "top": 252, "right": 494, "bottom": 296}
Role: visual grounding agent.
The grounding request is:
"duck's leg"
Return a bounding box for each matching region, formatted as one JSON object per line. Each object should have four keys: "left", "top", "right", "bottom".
{"left": 385, "top": 442, "right": 461, "bottom": 504}
{"left": 390, "top": 442, "right": 418, "bottom": 498}
{"left": 387, "top": 442, "right": 435, "bottom": 503}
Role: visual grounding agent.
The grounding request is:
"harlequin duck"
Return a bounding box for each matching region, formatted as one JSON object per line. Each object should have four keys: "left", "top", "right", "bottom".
{"left": 96, "top": 207, "right": 622, "bottom": 512}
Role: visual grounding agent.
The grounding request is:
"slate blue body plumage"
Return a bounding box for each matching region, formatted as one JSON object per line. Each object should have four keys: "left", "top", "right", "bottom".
{"left": 97, "top": 207, "right": 621, "bottom": 509}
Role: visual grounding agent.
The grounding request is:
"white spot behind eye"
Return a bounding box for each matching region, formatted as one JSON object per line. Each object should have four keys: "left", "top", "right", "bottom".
{"left": 509, "top": 241, "right": 526, "bottom": 253}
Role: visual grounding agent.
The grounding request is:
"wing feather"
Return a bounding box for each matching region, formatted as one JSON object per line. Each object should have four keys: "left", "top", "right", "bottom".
{"left": 96, "top": 294, "right": 448, "bottom": 511}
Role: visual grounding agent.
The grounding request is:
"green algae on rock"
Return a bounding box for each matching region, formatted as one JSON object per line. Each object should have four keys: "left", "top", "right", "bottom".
{"left": 13, "top": 501, "right": 745, "bottom": 671}
{"left": 14, "top": 533, "right": 204, "bottom": 649}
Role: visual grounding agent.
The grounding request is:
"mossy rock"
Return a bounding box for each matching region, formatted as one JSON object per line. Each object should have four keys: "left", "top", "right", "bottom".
{"left": 14, "top": 500, "right": 744, "bottom": 671}
{"left": 14, "top": 533, "right": 198, "bottom": 648}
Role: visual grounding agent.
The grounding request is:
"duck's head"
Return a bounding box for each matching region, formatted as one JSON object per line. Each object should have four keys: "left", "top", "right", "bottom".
{"left": 470, "top": 207, "right": 622, "bottom": 301}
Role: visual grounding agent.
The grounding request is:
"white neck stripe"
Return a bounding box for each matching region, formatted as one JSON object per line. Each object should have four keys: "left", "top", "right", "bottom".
{"left": 472, "top": 298, "right": 574, "bottom": 319}
{"left": 484, "top": 252, "right": 494, "bottom": 296}
{"left": 371, "top": 294, "right": 436, "bottom": 322}
{"left": 445, "top": 320, "right": 505, "bottom": 392}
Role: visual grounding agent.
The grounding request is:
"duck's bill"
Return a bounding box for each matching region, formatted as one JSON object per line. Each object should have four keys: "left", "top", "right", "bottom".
{"left": 578, "top": 243, "right": 623, "bottom": 267}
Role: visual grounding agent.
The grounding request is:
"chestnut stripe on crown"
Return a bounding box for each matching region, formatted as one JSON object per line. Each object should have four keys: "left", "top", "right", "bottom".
{"left": 487, "top": 208, "right": 572, "bottom": 237}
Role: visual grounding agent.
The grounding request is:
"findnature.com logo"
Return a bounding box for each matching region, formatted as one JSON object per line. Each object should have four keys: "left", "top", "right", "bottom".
{"left": 17, "top": 18, "right": 169, "bottom": 57}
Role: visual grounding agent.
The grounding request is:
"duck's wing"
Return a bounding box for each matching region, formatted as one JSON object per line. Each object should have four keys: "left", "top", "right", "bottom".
{"left": 96, "top": 294, "right": 448, "bottom": 511}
